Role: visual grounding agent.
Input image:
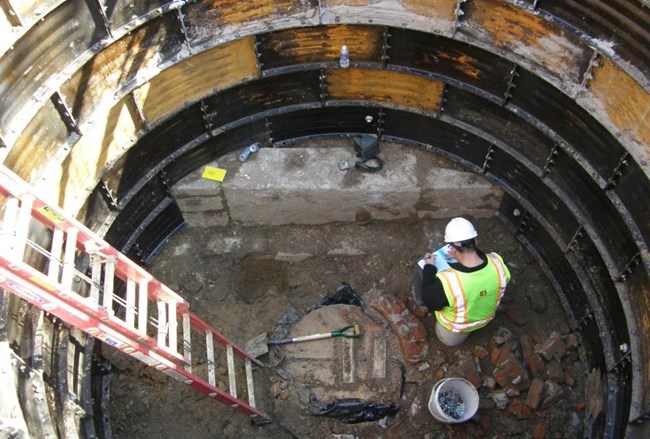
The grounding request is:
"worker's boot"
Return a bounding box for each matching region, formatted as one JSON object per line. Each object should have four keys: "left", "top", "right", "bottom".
{"left": 406, "top": 286, "right": 429, "bottom": 318}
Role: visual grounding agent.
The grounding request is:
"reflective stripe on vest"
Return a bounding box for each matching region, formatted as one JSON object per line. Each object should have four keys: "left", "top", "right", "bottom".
{"left": 435, "top": 253, "right": 510, "bottom": 333}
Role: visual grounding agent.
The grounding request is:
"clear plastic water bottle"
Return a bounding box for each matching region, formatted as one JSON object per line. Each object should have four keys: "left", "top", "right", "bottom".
{"left": 239, "top": 142, "right": 261, "bottom": 162}
{"left": 339, "top": 45, "right": 350, "bottom": 68}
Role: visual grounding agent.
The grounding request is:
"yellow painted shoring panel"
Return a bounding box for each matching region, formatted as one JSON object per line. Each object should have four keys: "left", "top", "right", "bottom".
{"left": 589, "top": 59, "right": 650, "bottom": 160}
{"left": 193, "top": 0, "right": 311, "bottom": 26}
{"left": 134, "top": 37, "right": 260, "bottom": 124}
{"left": 464, "top": 0, "right": 589, "bottom": 83}
{"left": 35, "top": 94, "right": 143, "bottom": 213}
{"left": 324, "top": 0, "right": 457, "bottom": 22}
{"left": 6, "top": 100, "right": 68, "bottom": 180}
{"left": 60, "top": 17, "right": 172, "bottom": 125}
{"left": 325, "top": 69, "right": 443, "bottom": 114}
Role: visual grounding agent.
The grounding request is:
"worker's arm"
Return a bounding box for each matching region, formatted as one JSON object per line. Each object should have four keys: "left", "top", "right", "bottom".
{"left": 421, "top": 264, "right": 449, "bottom": 311}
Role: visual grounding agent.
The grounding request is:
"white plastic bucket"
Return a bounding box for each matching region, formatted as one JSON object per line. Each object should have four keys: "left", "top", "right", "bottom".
{"left": 428, "top": 378, "right": 479, "bottom": 423}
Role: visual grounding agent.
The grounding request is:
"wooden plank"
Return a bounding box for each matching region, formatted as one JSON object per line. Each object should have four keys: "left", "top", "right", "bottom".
{"left": 586, "top": 58, "right": 650, "bottom": 164}
{"left": 0, "top": 0, "right": 100, "bottom": 144}
{"left": 321, "top": 0, "right": 457, "bottom": 35}
{"left": 325, "top": 68, "right": 443, "bottom": 114}
{"left": 461, "top": 0, "right": 592, "bottom": 86}
{"left": 60, "top": 14, "right": 182, "bottom": 125}
{"left": 5, "top": 100, "right": 68, "bottom": 176}
{"left": 32, "top": 95, "right": 143, "bottom": 214}
{"left": 188, "top": 0, "right": 315, "bottom": 28}
{"left": 257, "top": 25, "right": 384, "bottom": 71}
{"left": 134, "top": 37, "right": 260, "bottom": 124}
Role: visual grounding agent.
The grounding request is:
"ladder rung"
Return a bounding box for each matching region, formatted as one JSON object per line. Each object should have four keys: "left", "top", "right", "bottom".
{"left": 102, "top": 258, "right": 115, "bottom": 314}
{"left": 89, "top": 254, "right": 101, "bottom": 304}
{"left": 245, "top": 359, "right": 256, "bottom": 409}
{"left": 125, "top": 279, "right": 136, "bottom": 328}
{"left": 206, "top": 332, "right": 215, "bottom": 386}
{"left": 157, "top": 300, "right": 167, "bottom": 347}
{"left": 227, "top": 344, "right": 237, "bottom": 400}
{"left": 60, "top": 227, "right": 78, "bottom": 291}
{"left": 182, "top": 314, "right": 192, "bottom": 372}
{"left": 47, "top": 228, "right": 64, "bottom": 281}
{"left": 137, "top": 279, "right": 148, "bottom": 335}
{"left": 168, "top": 301, "right": 177, "bottom": 353}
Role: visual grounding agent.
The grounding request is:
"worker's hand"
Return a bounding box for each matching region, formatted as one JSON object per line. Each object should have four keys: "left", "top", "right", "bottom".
{"left": 423, "top": 252, "right": 435, "bottom": 265}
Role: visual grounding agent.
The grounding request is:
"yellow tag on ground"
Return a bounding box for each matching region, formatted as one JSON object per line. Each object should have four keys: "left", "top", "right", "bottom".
{"left": 201, "top": 166, "right": 227, "bottom": 182}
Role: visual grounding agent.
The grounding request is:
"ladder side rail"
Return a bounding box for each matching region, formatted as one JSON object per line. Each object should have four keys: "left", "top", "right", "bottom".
{"left": 188, "top": 314, "right": 263, "bottom": 366}
{"left": 0, "top": 166, "right": 188, "bottom": 310}
{"left": 1, "top": 166, "right": 270, "bottom": 422}
{"left": 0, "top": 256, "right": 186, "bottom": 365}
{"left": 0, "top": 265, "right": 275, "bottom": 421}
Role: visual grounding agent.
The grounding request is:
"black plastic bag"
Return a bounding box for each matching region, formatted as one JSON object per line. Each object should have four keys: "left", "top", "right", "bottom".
{"left": 308, "top": 397, "right": 398, "bottom": 424}
{"left": 315, "top": 282, "right": 363, "bottom": 308}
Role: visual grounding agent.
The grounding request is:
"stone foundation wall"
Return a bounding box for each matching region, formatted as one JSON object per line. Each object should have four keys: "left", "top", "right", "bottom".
{"left": 172, "top": 143, "right": 503, "bottom": 227}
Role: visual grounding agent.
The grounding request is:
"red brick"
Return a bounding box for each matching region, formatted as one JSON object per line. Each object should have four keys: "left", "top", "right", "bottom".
{"left": 492, "top": 341, "right": 515, "bottom": 366}
{"left": 520, "top": 334, "right": 533, "bottom": 361}
{"left": 371, "top": 294, "right": 428, "bottom": 365}
{"left": 473, "top": 346, "right": 489, "bottom": 360}
{"left": 534, "top": 332, "right": 566, "bottom": 360}
{"left": 493, "top": 358, "right": 530, "bottom": 391}
{"left": 526, "top": 353, "right": 546, "bottom": 379}
{"left": 490, "top": 346, "right": 501, "bottom": 366}
{"left": 525, "top": 378, "right": 545, "bottom": 409}
{"left": 532, "top": 423, "right": 546, "bottom": 439}
{"left": 509, "top": 399, "right": 533, "bottom": 419}
{"left": 546, "top": 359, "right": 564, "bottom": 383}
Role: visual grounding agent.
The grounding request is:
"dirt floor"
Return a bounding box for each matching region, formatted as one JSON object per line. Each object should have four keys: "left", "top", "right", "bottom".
{"left": 105, "top": 216, "right": 585, "bottom": 438}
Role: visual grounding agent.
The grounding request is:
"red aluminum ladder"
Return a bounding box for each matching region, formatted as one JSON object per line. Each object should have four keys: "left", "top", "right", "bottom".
{"left": 0, "top": 165, "right": 270, "bottom": 424}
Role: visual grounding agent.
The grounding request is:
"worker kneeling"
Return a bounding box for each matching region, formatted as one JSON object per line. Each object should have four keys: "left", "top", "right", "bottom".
{"left": 413, "top": 217, "right": 511, "bottom": 347}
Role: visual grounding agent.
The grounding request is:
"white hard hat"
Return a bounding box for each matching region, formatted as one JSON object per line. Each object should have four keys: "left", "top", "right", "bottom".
{"left": 444, "top": 217, "right": 478, "bottom": 243}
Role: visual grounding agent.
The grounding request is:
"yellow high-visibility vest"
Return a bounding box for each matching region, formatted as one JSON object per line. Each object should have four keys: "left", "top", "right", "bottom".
{"left": 434, "top": 253, "right": 510, "bottom": 333}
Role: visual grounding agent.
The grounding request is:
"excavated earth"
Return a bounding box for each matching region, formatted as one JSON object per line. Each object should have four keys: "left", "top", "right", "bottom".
{"left": 103, "top": 213, "right": 588, "bottom": 438}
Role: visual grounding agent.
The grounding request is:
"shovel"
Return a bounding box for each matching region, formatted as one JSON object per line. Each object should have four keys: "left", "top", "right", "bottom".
{"left": 268, "top": 323, "right": 362, "bottom": 345}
